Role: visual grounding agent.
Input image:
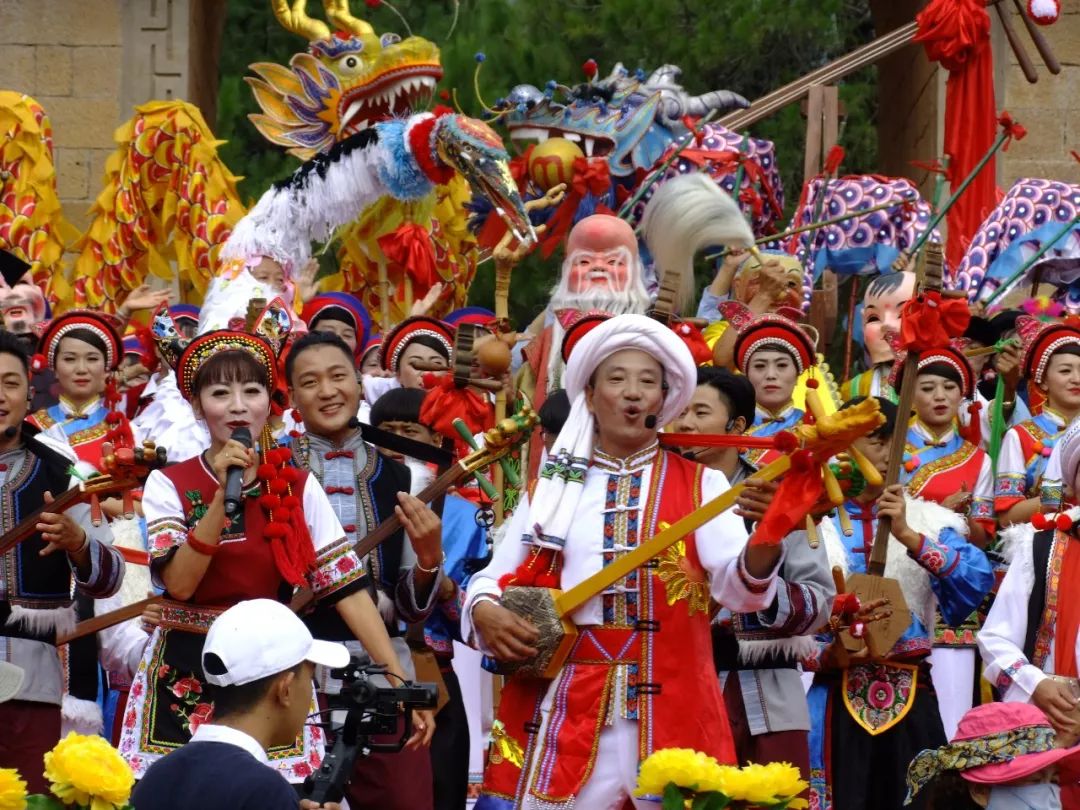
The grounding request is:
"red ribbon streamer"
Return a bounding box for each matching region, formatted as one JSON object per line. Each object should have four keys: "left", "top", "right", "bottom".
{"left": 749, "top": 450, "right": 824, "bottom": 546}
{"left": 538, "top": 157, "right": 613, "bottom": 259}
{"left": 377, "top": 223, "right": 439, "bottom": 295}
{"left": 419, "top": 374, "right": 494, "bottom": 455}
{"left": 898, "top": 291, "right": 972, "bottom": 352}
{"left": 997, "top": 111, "right": 1028, "bottom": 151}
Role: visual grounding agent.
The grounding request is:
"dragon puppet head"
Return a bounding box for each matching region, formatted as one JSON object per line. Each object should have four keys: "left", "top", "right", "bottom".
{"left": 248, "top": 0, "right": 443, "bottom": 159}
{"left": 500, "top": 63, "right": 749, "bottom": 178}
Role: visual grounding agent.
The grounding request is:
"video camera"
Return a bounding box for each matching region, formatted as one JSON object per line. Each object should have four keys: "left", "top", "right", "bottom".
{"left": 301, "top": 656, "right": 437, "bottom": 804}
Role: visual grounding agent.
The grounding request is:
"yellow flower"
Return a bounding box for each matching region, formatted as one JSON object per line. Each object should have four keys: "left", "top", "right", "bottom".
{"left": 721, "top": 762, "right": 809, "bottom": 807}
{"left": 759, "top": 761, "right": 809, "bottom": 803}
{"left": 635, "top": 748, "right": 715, "bottom": 796}
{"left": 43, "top": 732, "right": 134, "bottom": 810}
{"left": 0, "top": 769, "right": 27, "bottom": 810}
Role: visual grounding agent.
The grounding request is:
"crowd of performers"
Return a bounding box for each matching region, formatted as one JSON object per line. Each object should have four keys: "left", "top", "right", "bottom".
{"left": 7, "top": 176, "right": 1080, "bottom": 810}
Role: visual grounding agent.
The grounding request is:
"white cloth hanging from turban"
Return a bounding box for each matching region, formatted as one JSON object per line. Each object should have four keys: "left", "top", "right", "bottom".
{"left": 525, "top": 314, "right": 696, "bottom": 549}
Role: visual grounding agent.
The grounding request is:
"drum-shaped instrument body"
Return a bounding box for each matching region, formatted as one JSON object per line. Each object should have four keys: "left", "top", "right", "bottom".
{"left": 841, "top": 573, "right": 908, "bottom": 656}
{"left": 498, "top": 585, "right": 579, "bottom": 679}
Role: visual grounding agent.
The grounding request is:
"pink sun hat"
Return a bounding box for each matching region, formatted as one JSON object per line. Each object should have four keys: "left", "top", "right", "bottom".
{"left": 905, "top": 702, "right": 1080, "bottom": 803}
{"left": 957, "top": 703, "right": 1080, "bottom": 784}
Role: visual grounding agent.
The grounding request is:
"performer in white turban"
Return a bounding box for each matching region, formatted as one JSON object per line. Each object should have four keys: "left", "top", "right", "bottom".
{"left": 980, "top": 418, "right": 1080, "bottom": 764}
{"left": 463, "top": 314, "right": 784, "bottom": 810}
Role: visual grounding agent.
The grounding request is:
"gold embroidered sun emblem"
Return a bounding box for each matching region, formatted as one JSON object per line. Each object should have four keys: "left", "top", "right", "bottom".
{"left": 655, "top": 522, "right": 710, "bottom": 616}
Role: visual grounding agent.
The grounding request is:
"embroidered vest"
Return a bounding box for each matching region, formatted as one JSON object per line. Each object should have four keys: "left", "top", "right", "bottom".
{"left": 1, "top": 435, "right": 81, "bottom": 633}
{"left": 1024, "top": 528, "right": 1058, "bottom": 667}
{"left": 291, "top": 439, "right": 410, "bottom": 641}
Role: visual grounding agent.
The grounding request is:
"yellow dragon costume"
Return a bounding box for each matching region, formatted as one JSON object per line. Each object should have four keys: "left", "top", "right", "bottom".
{"left": 1, "top": 0, "right": 523, "bottom": 327}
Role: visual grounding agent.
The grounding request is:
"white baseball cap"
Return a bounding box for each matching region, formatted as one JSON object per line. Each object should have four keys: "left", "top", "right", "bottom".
{"left": 0, "top": 662, "right": 24, "bottom": 703}
{"left": 202, "top": 599, "right": 350, "bottom": 687}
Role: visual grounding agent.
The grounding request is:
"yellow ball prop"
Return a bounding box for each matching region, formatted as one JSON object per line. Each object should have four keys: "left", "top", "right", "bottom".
{"left": 528, "top": 137, "right": 584, "bottom": 191}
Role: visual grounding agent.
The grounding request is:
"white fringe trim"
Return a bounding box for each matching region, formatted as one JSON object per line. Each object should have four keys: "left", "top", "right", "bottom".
{"left": 220, "top": 142, "right": 384, "bottom": 273}
{"left": 61, "top": 695, "right": 104, "bottom": 736}
{"left": 7, "top": 603, "right": 76, "bottom": 636}
{"left": 999, "top": 506, "right": 1080, "bottom": 565}
{"left": 736, "top": 635, "right": 819, "bottom": 665}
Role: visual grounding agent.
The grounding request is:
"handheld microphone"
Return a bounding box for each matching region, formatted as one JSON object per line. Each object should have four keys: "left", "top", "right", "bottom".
{"left": 644, "top": 414, "right": 659, "bottom": 430}
{"left": 223, "top": 426, "right": 253, "bottom": 516}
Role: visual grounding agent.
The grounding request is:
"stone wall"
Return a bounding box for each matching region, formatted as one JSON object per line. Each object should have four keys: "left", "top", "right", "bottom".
{"left": 996, "top": 4, "right": 1080, "bottom": 188}
{"left": 0, "top": 0, "right": 125, "bottom": 232}
{"left": 0, "top": 0, "right": 202, "bottom": 234}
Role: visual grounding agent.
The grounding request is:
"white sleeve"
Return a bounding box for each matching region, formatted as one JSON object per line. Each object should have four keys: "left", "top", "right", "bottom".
{"left": 142, "top": 469, "right": 187, "bottom": 564}
{"left": 978, "top": 538, "right": 1045, "bottom": 702}
{"left": 302, "top": 475, "right": 348, "bottom": 553}
{"left": 461, "top": 493, "right": 532, "bottom": 652}
{"left": 96, "top": 591, "right": 151, "bottom": 679}
{"left": 997, "top": 428, "right": 1024, "bottom": 479}
{"left": 696, "top": 468, "right": 781, "bottom": 612}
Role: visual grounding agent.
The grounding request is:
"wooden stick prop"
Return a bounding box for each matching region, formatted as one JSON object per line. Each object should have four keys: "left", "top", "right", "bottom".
{"left": 991, "top": 0, "right": 1039, "bottom": 83}
{"left": 720, "top": 22, "right": 918, "bottom": 131}
{"left": 56, "top": 596, "right": 159, "bottom": 646}
{"left": 487, "top": 184, "right": 565, "bottom": 524}
{"left": 843, "top": 242, "right": 948, "bottom": 656}
{"left": 498, "top": 397, "right": 884, "bottom": 679}
{"left": 1010, "top": 0, "right": 1060, "bottom": 73}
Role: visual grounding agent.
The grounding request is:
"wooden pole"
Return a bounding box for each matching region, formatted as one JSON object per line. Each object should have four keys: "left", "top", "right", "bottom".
{"left": 491, "top": 260, "right": 511, "bottom": 526}
{"left": 870, "top": 242, "right": 945, "bottom": 575}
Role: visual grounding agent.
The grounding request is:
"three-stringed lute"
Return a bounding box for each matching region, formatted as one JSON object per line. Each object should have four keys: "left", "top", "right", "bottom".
{"left": 840, "top": 242, "right": 947, "bottom": 656}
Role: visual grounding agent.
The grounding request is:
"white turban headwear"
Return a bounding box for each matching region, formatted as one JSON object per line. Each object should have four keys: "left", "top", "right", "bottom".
{"left": 525, "top": 314, "right": 696, "bottom": 549}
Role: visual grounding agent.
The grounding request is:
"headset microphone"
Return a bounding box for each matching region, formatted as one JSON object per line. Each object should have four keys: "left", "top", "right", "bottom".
{"left": 644, "top": 414, "right": 658, "bottom": 430}
{"left": 2, "top": 426, "right": 17, "bottom": 439}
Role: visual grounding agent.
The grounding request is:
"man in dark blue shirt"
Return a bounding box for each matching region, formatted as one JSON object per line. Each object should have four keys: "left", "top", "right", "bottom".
{"left": 133, "top": 599, "right": 350, "bottom": 810}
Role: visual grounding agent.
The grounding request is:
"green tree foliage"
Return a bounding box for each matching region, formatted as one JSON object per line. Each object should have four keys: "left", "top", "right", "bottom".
{"left": 216, "top": 0, "right": 879, "bottom": 328}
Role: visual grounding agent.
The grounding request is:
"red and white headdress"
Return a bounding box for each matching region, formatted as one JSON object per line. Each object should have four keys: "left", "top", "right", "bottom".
{"left": 1016, "top": 315, "right": 1080, "bottom": 388}
{"left": 379, "top": 316, "right": 454, "bottom": 374}
{"left": 35, "top": 310, "right": 124, "bottom": 373}
{"left": 732, "top": 313, "right": 817, "bottom": 374}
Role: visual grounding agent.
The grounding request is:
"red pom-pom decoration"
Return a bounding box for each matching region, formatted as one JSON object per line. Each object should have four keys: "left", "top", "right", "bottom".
{"left": 1032, "top": 512, "right": 1051, "bottom": 530}
{"left": 264, "top": 522, "right": 288, "bottom": 539}
{"left": 259, "top": 494, "right": 282, "bottom": 511}
{"left": 279, "top": 466, "right": 299, "bottom": 484}
{"left": 290, "top": 408, "right": 303, "bottom": 424}
{"left": 257, "top": 464, "right": 277, "bottom": 481}
{"left": 774, "top": 431, "right": 798, "bottom": 454}
{"left": 282, "top": 495, "right": 301, "bottom": 510}
{"left": 105, "top": 411, "right": 122, "bottom": 425}
{"left": 582, "top": 58, "right": 598, "bottom": 78}
{"left": 806, "top": 377, "right": 819, "bottom": 389}
{"left": 273, "top": 509, "right": 292, "bottom": 523}
{"left": 1056, "top": 513, "right": 1074, "bottom": 532}
{"left": 269, "top": 448, "right": 292, "bottom": 466}
{"left": 269, "top": 478, "right": 289, "bottom": 495}
{"left": 30, "top": 354, "right": 46, "bottom": 374}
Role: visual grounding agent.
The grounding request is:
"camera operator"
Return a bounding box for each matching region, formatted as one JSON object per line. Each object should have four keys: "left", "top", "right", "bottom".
{"left": 133, "top": 599, "right": 349, "bottom": 810}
